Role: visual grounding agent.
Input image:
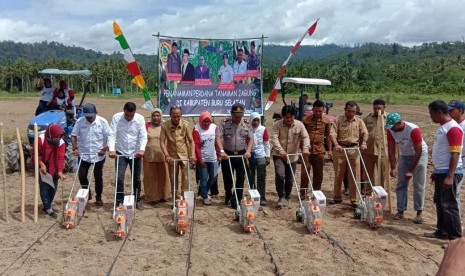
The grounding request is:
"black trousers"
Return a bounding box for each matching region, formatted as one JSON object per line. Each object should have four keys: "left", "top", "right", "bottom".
{"left": 115, "top": 154, "right": 142, "bottom": 204}
{"left": 221, "top": 156, "right": 245, "bottom": 207}
{"left": 78, "top": 158, "right": 105, "bottom": 199}
{"left": 433, "top": 173, "right": 463, "bottom": 240}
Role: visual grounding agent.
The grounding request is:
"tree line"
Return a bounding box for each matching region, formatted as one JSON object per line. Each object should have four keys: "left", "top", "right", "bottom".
{"left": 1, "top": 40, "right": 465, "bottom": 98}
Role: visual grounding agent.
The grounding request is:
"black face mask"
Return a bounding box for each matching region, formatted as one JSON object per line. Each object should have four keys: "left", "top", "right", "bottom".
{"left": 47, "top": 138, "right": 60, "bottom": 146}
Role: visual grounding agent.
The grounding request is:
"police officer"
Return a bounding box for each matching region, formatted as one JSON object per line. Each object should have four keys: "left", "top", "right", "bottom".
{"left": 216, "top": 103, "right": 253, "bottom": 208}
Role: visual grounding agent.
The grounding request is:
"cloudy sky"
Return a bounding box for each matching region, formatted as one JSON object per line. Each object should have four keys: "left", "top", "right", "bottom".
{"left": 0, "top": 0, "right": 464, "bottom": 55}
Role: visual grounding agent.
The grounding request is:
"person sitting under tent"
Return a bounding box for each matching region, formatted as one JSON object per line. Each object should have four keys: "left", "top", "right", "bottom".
{"left": 54, "top": 80, "right": 75, "bottom": 107}
{"left": 51, "top": 89, "right": 73, "bottom": 111}
{"left": 35, "top": 77, "right": 56, "bottom": 115}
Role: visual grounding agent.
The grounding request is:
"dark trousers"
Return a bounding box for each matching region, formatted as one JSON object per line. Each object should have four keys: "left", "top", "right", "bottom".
{"left": 434, "top": 173, "right": 463, "bottom": 240}
{"left": 78, "top": 158, "right": 105, "bottom": 199}
{"left": 273, "top": 156, "right": 296, "bottom": 198}
{"left": 221, "top": 157, "right": 245, "bottom": 207}
{"left": 39, "top": 174, "right": 59, "bottom": 211}
{"left": 35, "top": 100, "right": 50, "bottom": 116}
{"left": 115, "top": 154, "right": 141, "bottom": 204}
{"left": 301, "top": 153, "right": 324, "bottom": 192}
{"left": 248, "top": 157, "right": 267, "bottom": 200}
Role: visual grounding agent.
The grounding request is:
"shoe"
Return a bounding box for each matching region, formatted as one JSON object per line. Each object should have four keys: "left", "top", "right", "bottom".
{"left": 47, "top": 210, "right": 58, "bottom": 219}
{"left": 282, "top": 198, "right": 289, "bottom": 207}
{"left": 393, "top": 212, "right": 404, "bottom": 220}
{"left": 260, "top": 199, "right": 267, "bottom": 206}
{"left": 136, "top": 201, "right": 144, "bottom": 210}
{"left": 329, "top": 199, "right": 342, "bottom": 205}
{"left": 351, "top": 202, "right": 358, "bottom": 208}
{"left": 277, "top": 197, "right": 285, "bottom": 207}
{"left": 343, "top": 189, "right": 349, "bottom": 196}
{"left": 424, "top": 231, "right": 448, "bottom": 240}
{"left": 413, "top": 215, "right": 424, "bottom": 224}
{"left": 96, "top": 199, "right": 104, "bottom": 207}
{"left": 203, "top": 198, "right": 212, "bottom": 205}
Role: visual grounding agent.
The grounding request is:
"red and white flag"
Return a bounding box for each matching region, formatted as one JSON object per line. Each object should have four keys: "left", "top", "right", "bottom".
{"left": 265, "top": 19, "right": 319, "bottom": 111}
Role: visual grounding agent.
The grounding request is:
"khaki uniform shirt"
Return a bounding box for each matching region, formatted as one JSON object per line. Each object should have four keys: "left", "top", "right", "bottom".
{"left": 364, "top": 112, "right": 389, "bottom": 156}
{"left": 216, "top": 118, "right": 252, "bottom": 152}
{"left": 302, "top": 114, "right": 331, "bottom": 155}
{"left": 330, "top": 115, "right": 368, "bottom": 146}
{"left": 271, "top": 119, "right": 310, "bottom": 162}
{"left": 160, "top": 119, "right": 193, "bottom": 159}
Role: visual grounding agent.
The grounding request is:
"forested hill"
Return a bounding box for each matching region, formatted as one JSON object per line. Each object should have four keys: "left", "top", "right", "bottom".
{"left": 0, "top": 40, "right": 355, "bottom": 68}
{"left": 2, "top": 40, "right": 465, "bottom": 95}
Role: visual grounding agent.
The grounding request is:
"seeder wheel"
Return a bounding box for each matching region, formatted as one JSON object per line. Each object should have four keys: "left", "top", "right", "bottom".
{"left": 296, "top": 210, "right": 304, "bottom": 222}
{"left": 234, "top": 211, "right": 240, "bottom": 222}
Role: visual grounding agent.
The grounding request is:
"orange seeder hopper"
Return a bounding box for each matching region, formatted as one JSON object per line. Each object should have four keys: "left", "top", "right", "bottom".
{"left": 63, "top": 197, "right": 79, "bottom": 229}
{"left": 240, "top": 196, "right": 256, "bottom": 233}
{"left": 176, "top": 197, "right": 188, "bottom": 235}
{"left": 114, "top": 205, "right": 128, "bottom": 238}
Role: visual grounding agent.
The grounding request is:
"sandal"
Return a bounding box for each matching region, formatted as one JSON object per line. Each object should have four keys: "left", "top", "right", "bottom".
{"left": 413, "top": 215, "right": 424, "bottom": 224}
{"left": 393, "top": 212, "right": 404, "bottom": 220}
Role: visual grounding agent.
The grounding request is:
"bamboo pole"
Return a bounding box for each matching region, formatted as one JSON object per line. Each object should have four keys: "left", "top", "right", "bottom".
{"left": 16, "top": 128, "right": 26, "bottom": 222}
{"left": 379, "top": 113, "right": 393, "bottom": 213}
{"left": 1, "top": 122, "right": 8, "bottom": 222}
{"left": 34, "top": 123, "right": 39, "bottom": 222}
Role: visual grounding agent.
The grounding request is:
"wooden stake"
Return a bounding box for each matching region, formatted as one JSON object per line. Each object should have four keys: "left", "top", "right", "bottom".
{"left": 16, "top": 128, "right": 26, "bottom": 222}
{"left": 34, "top": 123, "right": 39, "bottom": 223}
{"left": 379, "top": 113, "right": 393, "bottom": 213}
{"left": 0, "top": 122, "right": 8, "bottom": 222}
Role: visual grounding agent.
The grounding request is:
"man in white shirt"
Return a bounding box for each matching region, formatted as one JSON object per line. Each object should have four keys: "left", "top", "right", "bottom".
{"left": 233, "top": 49, "right": 247, "bottom": 75}
{"left": 108, "top": 102, "right": 148, "bottom": 210}
{"left": 71, "top": 103, "right": 110, "bottom": 206}
{"left": 218, "top": 53, "right": 234, "bottom": 83}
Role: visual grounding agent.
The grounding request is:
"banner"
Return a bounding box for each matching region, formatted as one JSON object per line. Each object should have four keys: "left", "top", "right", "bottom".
{"left": 158, "top": 37, "right": 264, "bottom": 116}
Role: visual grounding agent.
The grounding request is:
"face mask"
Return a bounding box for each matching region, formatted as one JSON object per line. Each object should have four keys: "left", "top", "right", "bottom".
{"left": 47, "top": 138, "right": 60, "bottom": 146}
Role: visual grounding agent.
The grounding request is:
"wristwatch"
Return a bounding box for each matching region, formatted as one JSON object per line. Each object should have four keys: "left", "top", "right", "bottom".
{"left": 220, "top": 149, "right": 225, "bottom": 153}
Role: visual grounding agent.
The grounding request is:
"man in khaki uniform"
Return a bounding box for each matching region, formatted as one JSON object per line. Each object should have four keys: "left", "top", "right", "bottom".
{"left": 362, "top": 99, "right": 389, "bottom": 191}
{"left": 271, "top": 105, "right": 310, "bottom": 207}
{"left": 300, "top": 100, "right": 332, "bottom": 199}
{"left": 160, "top": 106, "right": 196, "bottom": 199}
{"left": 216, "top": 103, "right": 253, "bottom": 209}
{"left": 330, "top": 101, "right": 368, "bottom": 207}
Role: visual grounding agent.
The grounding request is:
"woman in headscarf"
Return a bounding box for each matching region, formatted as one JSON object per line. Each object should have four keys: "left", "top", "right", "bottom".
{"left": 143, "top": 108, "right": 170, "bottom": 204}
{"left": 192, "top": 111, "right": 219, "bottom": 205}
{"left": 33, "top": 124, "right": 67, "bottom": 219}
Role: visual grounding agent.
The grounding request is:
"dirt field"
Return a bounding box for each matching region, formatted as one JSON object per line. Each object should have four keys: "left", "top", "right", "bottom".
{"left": 0, "top": 96, "right": 456, "bottom": 276}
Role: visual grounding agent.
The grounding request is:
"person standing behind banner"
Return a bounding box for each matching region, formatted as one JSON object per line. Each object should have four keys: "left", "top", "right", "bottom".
{"left": 216, "top": 103, "right": 253, "bottom": 209}
{"left": 108, "top": 102, "right": 147, "bottom": 210}
{"left": 271, "top": 105, "right": 310, "bottom": 207}
{"left": 167, "top": 41, "right": 181, "bottom": 74}
{"left": 425, "top": 100, "right": 463, "bottom": 243}
{"left": 248, "top": 112, "right": 270, "bottom": 205}
{"left": 300, "top": 100, "right": 332, "bottom": 199}
{"left": 32, "top": 124, "right": 66, "bottom": 219}
{"left": 143, "top": 108, "right": 170, "bottom": 205}
{"left": 160, "top": 106, "right": 196, "bottom": 199}
{"left": 71, "top": 103, "right": 110, "bottom": 207}
{"left": 193, "top": 111, "right": 218, "bottom": 205}
{"left": 218, "top": 53, "right": 234, "bottom": 83}
{"left": 195, "top": 55, "right": 210, "bottom": 79}
{"left": 385, "top": 112, "right": 428, "bottom": 223}
{"left": 35, "top": 77, "right": 55, "bottom": 115}
{"left": 362, "top": 99, "right": 389, "bottom": 191}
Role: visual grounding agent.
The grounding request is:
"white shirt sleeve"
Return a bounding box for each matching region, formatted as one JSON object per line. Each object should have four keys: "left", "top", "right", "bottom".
{"left": 108, "top": 114, "right": 118, "bottom": 152}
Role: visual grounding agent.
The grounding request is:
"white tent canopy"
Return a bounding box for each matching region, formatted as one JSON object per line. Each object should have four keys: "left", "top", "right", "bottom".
{"left": 282, "top": 77, "right": 331, "bottom": 86}
{"left": 38, "top": 69, "right": 92, "bottom": 76}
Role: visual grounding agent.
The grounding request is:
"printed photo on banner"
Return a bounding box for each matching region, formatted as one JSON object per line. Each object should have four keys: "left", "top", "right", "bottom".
{"left": 158, "top": 37, "right": 264, "bottom": 116}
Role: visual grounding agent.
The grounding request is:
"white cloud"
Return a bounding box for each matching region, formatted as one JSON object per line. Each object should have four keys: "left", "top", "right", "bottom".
{"left": 0, "top": 0, "right": 464, "bottom": 54}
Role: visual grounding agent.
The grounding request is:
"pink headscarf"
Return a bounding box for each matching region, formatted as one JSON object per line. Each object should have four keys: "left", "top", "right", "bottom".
{"left": 199, "top": 111, "right": 212, "bottom": 123}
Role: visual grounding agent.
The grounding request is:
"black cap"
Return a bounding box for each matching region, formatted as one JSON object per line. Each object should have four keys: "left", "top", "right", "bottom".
{"left": 82, "top": 103, "right": 97, "bottom": 117}
{"left": 231, "top": 103, "right": 245, "bottom": 114}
